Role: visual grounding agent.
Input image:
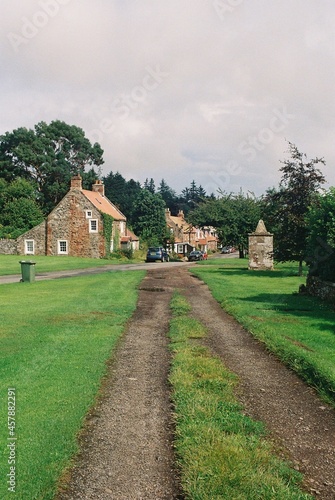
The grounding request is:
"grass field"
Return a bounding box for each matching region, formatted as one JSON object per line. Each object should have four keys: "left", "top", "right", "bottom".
{"left": 0, "top": 270, "right": 144, "bottom": 500}
{"left": 169, "top": 292, "right": 312, "bottom": 499}
{"left": 0, "top": 254, "right": 138, "bottom": 276}
{"left": 192, "top": 258, "right": 335, "bottom": 405}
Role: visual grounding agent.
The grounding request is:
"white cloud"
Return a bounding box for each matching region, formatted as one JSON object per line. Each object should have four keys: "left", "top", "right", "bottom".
{"left": 0, "top": 0, "right": 334, "bottom": 196}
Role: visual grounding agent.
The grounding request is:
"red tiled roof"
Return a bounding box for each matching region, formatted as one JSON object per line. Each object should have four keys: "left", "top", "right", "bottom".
{"left": 82, "top": 190, "right": 126, "bottom": 221}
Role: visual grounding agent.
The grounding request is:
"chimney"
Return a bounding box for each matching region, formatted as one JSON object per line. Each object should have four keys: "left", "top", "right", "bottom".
{"left": 92, "top": 179, "right": 105, "bottom": 196}
{"left": 178, "top": 209, "right": 184, "bottom": 218}
{"left": 165, "top": 208, "right": 171, "bottom": 216}
{"left": 70, "top": 175, "right": 82, "bottom": 190}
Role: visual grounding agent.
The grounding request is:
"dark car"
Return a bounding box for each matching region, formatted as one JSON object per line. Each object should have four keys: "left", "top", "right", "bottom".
{"left": 188, "top": 250, "right": 204, "bottom": 262}
{"left": 146, "top": 247, "right": 170, "bottom": 262}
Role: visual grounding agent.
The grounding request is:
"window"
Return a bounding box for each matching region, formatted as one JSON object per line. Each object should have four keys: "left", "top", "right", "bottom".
{"left": 58, "top": 240, "right": 68, "bottom": 255}
{"left": 25, "top": 240, "right": 34, "bottom": 255}
{"left": 177, "top": 244, "right": 184, "bottom": 254}
{"left": 86, "top": 210, "right": 92, "bottom": 218}
{"left": 89, "top": 219, "right": 98, "bottom": 233}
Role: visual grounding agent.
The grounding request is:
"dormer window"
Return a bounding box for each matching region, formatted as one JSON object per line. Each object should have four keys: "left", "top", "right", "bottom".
{"left": 86, "top": 210, "right": 93, "bottom": 218}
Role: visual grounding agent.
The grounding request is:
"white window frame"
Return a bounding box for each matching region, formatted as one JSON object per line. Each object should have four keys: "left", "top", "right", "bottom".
{"left": 58, "top": 240, "right": 68, "bottom": 255}
{"left": 86, "top": 210, "right": 93, "bottom": 218}
{"left": 177, "top": 244, "right": 184, "bottom": 254}
{"left": 25, "top": 239, "right": 35, "bottom": 255}
{"left": 89, "top": 219, "right": 98, "bottom": 233}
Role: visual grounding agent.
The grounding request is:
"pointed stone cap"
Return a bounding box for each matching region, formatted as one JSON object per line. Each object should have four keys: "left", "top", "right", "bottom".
{"left": 251, "top": 219, "right": 272, "bottom": 235}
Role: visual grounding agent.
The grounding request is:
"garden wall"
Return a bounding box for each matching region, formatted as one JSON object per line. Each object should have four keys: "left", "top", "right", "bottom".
{"left": 0, "top": 239, "right": 17, "bottom": 255}
{"left": 305, "top": 275, "right": 335, "bottom": 305}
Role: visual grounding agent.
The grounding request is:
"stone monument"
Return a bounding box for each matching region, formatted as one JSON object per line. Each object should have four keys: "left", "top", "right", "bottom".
{"left": 248, "top": 220, "right": 274, "bottom": 270}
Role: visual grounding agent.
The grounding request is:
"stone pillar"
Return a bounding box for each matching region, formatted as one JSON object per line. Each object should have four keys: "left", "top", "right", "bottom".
{"left": 248, "top": 220, "right": 274, "bottom": 270}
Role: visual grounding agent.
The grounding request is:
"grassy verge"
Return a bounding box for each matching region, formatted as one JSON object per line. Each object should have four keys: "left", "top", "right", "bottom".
{"left": 0, "top": 270, "right": 145, "bottom": 500}
{"left": 191, "top": 258, "right": 335, "bottom": 405}
{"left": 0, "top": 253, "right": 146, "bottom": 276}
{"left": 169, "top": 292, "right": 313, "bottom": 499}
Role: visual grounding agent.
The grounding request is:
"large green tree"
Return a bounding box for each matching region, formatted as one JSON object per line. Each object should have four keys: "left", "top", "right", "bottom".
{"left": 305, "top": 188, "right": 335, "bottom": 281}
{"left": 0, "top": 120, "right": 104, "bottom": 214}
{"left": 263, "top": 142, "right": 326, "bottom": 275}
{"left": 188, "top": 191, "right": 261, "bottom": 257}
{"left": 0, "top": 178, "right": 44, "bottom": 238}
{"left": 132, "top": 190, "right": 167, "bottom": 245}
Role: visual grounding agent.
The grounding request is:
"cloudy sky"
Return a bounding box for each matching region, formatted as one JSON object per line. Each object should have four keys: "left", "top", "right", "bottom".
{"left": 1, "top": 0, "right": 334, "bottom": 197}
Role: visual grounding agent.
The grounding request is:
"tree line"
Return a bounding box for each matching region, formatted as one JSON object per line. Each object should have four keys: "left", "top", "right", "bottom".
{"left": 0, "top": 120, "right": 334, "bottom": 281}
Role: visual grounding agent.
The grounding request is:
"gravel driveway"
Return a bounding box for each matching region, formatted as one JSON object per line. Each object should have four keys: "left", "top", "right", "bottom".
{"left": 56, "top": 266, "right": 335, "bottom": 499}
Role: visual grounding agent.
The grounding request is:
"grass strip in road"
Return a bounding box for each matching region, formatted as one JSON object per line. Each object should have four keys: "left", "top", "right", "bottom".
{"left": 0, "top": 270, "right": 145, "bottom": 500}
{"left": 191, "top": 259, "right": 335, "bottom": 405}
{"left": 169, "top": 292, "right": 313, "bottom": 499}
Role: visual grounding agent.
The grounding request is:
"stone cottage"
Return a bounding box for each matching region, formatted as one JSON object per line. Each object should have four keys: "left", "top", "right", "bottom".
{"left": 12, "top": 175, "right": 138, "bottom": 258}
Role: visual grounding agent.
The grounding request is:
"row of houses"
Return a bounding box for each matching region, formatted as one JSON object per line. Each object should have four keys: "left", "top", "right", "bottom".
{"left": 0, "top": 176, "right": 218, "bottom": 258}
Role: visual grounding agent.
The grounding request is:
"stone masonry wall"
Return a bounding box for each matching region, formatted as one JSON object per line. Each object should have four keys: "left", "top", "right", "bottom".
{"left": 305, "top": 275, "right": 335, "bottom": 305}
{"left": 47, "top": 190, "right": 106, "bottom": 258}
{"left": 0, "top": 239, "right": 17, "bottom": 254}
{"left": 16, "top": 221, "right": 47, "bottom": 255}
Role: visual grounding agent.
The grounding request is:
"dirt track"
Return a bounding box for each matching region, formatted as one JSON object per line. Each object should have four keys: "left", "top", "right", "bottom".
{"left": 56, "top": 266, "right": 335, "bottom": 499}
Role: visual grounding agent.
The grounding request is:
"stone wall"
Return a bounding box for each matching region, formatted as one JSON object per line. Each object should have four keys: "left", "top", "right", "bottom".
{"left": 16, "top": 221, "right": 47, "bottom": 255}
{"left": 0, "top": 239, "right": 17, "bottom": 254}
{"left": 304, "top": 275, "right": 335, "bottom": 305}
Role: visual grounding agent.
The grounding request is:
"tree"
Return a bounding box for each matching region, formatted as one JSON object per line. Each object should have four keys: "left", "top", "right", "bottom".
{"left": 0, "top": 120, "right": 104, "bottom": 214}
{"left": 0, "top": 178, "right": 44, "bottom": 238}
{"left": 143, "top": 178, "right": 156, "bottom": 194}
{"left": 188, "top": 191, "right": 261, "bottom": 257}
{"left": 263, "top": 142, "right": 326, "bottom": 275}
{"left": 157, "top": 179, "right": 179, "bottom": 213}
{"left": 132, "top": 190, "right": 167, "bottom": 245}
{"left": 305, "top": 188, "right": 335, "bottom": 281}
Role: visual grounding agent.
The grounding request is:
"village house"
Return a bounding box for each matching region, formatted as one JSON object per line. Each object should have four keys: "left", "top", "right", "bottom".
{"left": 1, "top": 175, "right": 139, "bottom": 258}
{"left": 165, "top": 208, "right": 218, "bottom": 257}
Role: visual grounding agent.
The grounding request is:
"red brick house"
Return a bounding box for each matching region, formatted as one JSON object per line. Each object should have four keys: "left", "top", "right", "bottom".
{"left": 14, "top": 175, "right": 138, "bottom": 258}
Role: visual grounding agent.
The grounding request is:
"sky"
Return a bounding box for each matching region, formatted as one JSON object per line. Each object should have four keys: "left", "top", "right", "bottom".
{"left": 1, "top": 0, "right": 335, "bottom": 197}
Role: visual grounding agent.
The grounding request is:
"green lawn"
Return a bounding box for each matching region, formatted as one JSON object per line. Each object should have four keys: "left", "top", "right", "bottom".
{"left": 0, "top": 254, "right": 138, "bottom": 276}
{"left": 192, "top": 258, "right": 335, "bottom": 405}
{"left": 169, "top": 292, "right": 312, "bottom": 499}
{"left": 0, "top": 270, "right": 145, "bottom": 500}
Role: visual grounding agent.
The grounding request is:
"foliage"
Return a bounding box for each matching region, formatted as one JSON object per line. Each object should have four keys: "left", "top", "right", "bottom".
{"left": 188, "top": 191, "right": 261, "bottom": 257}
{"left": 169, "top": 292, "right": 312, "bottom": 499}
{"left": 101, "top": 212, "right": 114, "bottom": 257}
{"left": 132, "top": 189, "right": 167, "bottom": 244}
{"left": 103, "top": 171, "right": 142, "bottom": 224}
{"left": 262, "top": 142, "right": 326, "bottom": 274}
{"left": 0, "top": 120, "right": 104, "bottom": 214}
{"left": 306, "top": 188, "right": 335, "bottom": 281}
{"left": 0, "top": 178, "right": 44, "bottom": 238}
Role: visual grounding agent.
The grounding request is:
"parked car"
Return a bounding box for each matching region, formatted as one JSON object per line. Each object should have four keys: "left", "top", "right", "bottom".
{"left": 221, "top": 245, "right": 234, "bottom": 254}
{"left": 188, "top": 250, "right": 204, "bottom": 261}
{"left": 146, "top": 247, "right": 170, "bottom": 262}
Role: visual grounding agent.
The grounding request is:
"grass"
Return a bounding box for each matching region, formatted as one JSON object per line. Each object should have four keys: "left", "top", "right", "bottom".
{"left": 0, "top": 270, "right": 145, "bottom": 500}
{"left": 0, "top": 253, "right": 147, "bottom": 276}
{"left": 191, "top": 258, "right": 335, "bottom": 405}
{"left": 169, "top": 292, "right": 313, "bottom": 499}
